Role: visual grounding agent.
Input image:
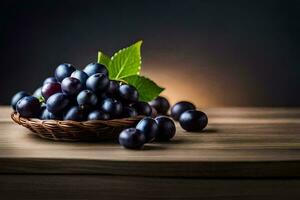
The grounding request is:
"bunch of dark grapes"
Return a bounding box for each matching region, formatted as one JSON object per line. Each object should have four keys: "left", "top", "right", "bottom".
{"left": 11, "top": 63, "right": 154, "bottom": 122}
{"left": 11, "top": 62, "right": 208, "bottom": 150}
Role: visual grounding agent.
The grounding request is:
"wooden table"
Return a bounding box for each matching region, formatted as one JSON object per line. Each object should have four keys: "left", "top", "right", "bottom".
{"left": 1, "top": 106, "right": 300, "bottom": 199}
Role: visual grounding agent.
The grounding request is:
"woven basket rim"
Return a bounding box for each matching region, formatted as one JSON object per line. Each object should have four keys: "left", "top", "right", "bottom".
{"left": 11, "top": 111, "right": 144, "bottom": 124}
{"left": 10, "top": 111, "right": 144, "bottom": 141}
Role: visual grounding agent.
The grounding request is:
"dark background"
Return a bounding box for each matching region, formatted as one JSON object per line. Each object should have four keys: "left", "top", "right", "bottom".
{"left": 1, "top": 0, "right": 299, "bottom": 107}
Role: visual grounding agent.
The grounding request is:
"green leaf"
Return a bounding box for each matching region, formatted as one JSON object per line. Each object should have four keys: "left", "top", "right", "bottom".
{"left": 109, "top": 41, "right": 142, "bottom": 80}
{"left": 123, "top": 75, "right": 164, "bottom": 102}
{"left": 97, "top": 51, "right": 111, "bottom": 68}
{"left": 95, "top": 41, "right": 164, "bottom": 102}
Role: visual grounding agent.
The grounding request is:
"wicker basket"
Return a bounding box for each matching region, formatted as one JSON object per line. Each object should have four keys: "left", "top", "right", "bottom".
{"left": 11, "top": 112, "right": 143, "bottom": 142}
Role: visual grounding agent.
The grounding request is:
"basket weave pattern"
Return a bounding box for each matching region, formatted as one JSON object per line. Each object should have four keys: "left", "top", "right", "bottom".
{"left": 11, "top": 112, "right": 143, "bottom": 141}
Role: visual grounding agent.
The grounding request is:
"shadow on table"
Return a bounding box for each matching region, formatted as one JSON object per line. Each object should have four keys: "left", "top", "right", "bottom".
{"left": 25, "top": 127, "right": 219, "bottom": 148}
{"left": 142, "top": 145, "right": 167, "bottom": 151}
{"left": 26, "top": 132, "right": 117, "bottom": 145}
{"left": 202, "top": 128, "right": 218, "bottom": 133}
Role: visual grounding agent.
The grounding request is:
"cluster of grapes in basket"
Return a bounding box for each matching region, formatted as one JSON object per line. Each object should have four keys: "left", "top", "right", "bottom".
{"left": 11, "top": 62, "right": 208, "bottom": 149}
{"left": 12, "top": 63, "right": 152, "bottom": 121}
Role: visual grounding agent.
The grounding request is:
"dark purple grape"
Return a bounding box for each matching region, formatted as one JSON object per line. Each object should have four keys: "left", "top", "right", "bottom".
{"left": 16, "top": 96, "right": 41, "bottom": 118}
{"left": 61, "top": 77, "right": 83, "bottom": 96}
{"left": 150, "top": 106, "right": 158, "bottom": 118}
{"left": 112, "top": 100, "right": 123, "bottom": 118}
{"left": 88, "top": 110, "right": 110, "bottom": 120}
{"left": 171, "top": 101, "right": 196, "bottom": 121}
{"left": 43, "top": 77, "right": 57, "bottom": 85}
{"left": 179, "top": 110, "right": 208, "bottom": 132}
{"left": 155, "top": 116, "right": 176, "bottom": 141}
{"left": 132, "top": 102, "right": 152, "bottom": 116}
{"left": 83, "top": 63, "right": 108, "bottom": 76}
{"left": 64, "top": 106, "right": 86, "bottom": 121}
{"left": 96, "top": 92, "right": 107, "bottom": 102}
{"left": 136, "top": 117, "right": 158, "bottom": 142}
{"left": 71, "top": 70, "right": 88, "bottom": 87}
{"left": 101, "top": 98, "right": 123, "bottom": 118}
{"left": 77, "top": 90, "right": 98, "bottom": 108}
{"left": 86, "top": 73, "right": 109, "bottom": 94}
{"left": 119, "top": 128, "right": 146, "bottom": 149}
{"left": 55, "top": 63, "right": 76, "bottom": 82}
{"left": 46, "top": 93, "right": 69, "bottom": 114}
{"left": 118, "top": 84, "right": 139, "bottom": 103}
{"left": 11, "top": 91, "right": 30, "bottom": 110}
{"left": 33, "top": 87, "right": 42, "bottom": 98}
{"left": 40, "top": 109, "right": 62, "bottom": 120}
{"left": 149, "top": 96, "right": 170, "bottom": 115}
{"left": 41, "top": 82, "right": 61, "bottom": 100}
{"left": 106, "top": 80, "right": 119, "bottom": 97}
{"left": 122, "top": 106, "right": 138, "bottom": 118}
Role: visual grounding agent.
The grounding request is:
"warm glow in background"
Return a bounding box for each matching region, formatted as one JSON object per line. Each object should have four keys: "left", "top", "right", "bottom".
{"left": 143, "top": 63, "right": 214, "bottom": 107}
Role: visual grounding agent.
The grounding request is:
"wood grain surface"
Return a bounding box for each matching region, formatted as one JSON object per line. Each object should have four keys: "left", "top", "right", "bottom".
{"left": 1, "top": 106, "right": 300, "bottom": 177}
